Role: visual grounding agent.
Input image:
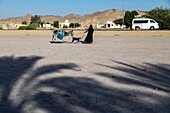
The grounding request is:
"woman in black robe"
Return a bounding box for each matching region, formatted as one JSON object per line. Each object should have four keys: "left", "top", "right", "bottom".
{"left": 84, "top": 25, "right": 94, "bottom": 44}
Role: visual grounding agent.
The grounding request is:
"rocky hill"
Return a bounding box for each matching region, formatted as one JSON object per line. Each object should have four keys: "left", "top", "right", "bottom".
{"left": 0, "top": 9, "right": 147, "bottom": 28}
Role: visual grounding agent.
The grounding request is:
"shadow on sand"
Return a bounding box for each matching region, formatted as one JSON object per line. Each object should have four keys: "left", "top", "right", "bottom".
{"left": 0, "top": 56, "right": 170, "bottom": 113}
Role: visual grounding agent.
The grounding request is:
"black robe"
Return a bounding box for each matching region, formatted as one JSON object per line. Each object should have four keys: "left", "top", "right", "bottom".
{"left": 84, "top": 26, "right": 94, "bottom": 43}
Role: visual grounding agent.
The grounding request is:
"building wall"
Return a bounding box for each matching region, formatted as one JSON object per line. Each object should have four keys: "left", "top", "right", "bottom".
{"left": 0, "top": 24, "right": 8, "bottom": 29}
{"left": 106, "top": 21, "right": 122, "bottom": 28}
{"left": 97, "top": 21, "right": 123, "bottom": 29}
{"left": 6, "top": 23, "right": 27, "bottom": 29}
{"left": 59, "top": 20, "right": 70, "bottom": 28}
{"left": 41, "top": 24, "right": 53, "bottom": 29}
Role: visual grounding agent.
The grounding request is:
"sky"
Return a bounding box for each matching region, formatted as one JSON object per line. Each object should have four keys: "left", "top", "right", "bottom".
{"left": 0, "top": 0, "right": 170, "bottom": 19}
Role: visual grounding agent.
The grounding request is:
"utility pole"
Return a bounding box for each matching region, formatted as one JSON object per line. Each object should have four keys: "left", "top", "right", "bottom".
{"left": 122, "top": 0, "right": 124, "bottom": 25}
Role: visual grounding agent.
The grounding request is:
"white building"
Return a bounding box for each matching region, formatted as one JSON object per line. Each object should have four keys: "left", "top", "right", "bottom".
{"left": 97, "top": 24, "right": 105, "bottom": 29}
{"left": 6, "top": 23, "right": 27, "bottom": 29}
{"left": 105, "top": 21, "right": 122, "bottom": 29}
{"left": 40, "top": 23, "right": 53, "bottom": 29}
{"left": 0, "top": 24, "right": 8, "bottom": 29}
{"left": 97, "top": 21, "right": 124, "bottom": 29}
{"left": 59, "top": 20, "right": 70, "bottom": 28}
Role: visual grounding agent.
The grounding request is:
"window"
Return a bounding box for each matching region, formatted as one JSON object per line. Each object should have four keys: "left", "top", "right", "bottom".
{"left": 134, "top": 20, "right": 148, "bottom": 23}
{"left": 150, "top": 20, "right": 155, "bottom": 23}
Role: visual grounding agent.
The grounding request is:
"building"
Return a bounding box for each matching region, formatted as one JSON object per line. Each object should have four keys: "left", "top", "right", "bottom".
{"left": 105, "top": 21, "right": 122, "bottom": 29}
{"left": 0, "top": 24, "right": 8, "bottom": 29}
{"left": 59, "top": 20, "right": 70, "bottom": 28}
{"left": 6, "top": 23, "right": 27, "bottom": 29}
{"left": 97, "top": 21, "right": 124, "bottom": 29}
{"left": 40, "top": 23, "right": 53, "bottom": 29}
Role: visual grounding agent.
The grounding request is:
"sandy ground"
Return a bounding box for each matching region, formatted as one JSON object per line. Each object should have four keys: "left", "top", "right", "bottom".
{"left": 0, "top": 30, "right": 170, "bottom": 113}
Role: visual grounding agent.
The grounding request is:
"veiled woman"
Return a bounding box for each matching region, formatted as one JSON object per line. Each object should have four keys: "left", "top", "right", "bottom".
{"left": 84, "top": 25, "right": 94, "bottom": 44}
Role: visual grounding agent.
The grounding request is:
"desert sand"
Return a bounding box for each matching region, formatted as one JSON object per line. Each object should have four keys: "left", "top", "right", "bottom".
{"left": 0, "top": 30, "right": 170, "bottom": 113}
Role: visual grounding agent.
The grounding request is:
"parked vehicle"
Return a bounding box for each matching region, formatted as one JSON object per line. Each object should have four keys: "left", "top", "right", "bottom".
{"left": 132, "top": 18, "right": 159, "bottom": 30}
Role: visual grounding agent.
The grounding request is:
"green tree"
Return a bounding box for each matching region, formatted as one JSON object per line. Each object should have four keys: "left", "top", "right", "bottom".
{"left": 75, "top": 23, "right": 81, "bottom": 28}
{"left": 114, "top": 18, "right": 124, "bottom": 26}
{"left": 124, "top": 10, "right": 138, "bottom": 28}
{"left": 69, "top": 23, "right": 81, "bottom": 28}
{"left": 63, "top": 25, "right": 68, "bottom": 28}
{"left": 53, "top": 21, "right": 59, "bottom": 28}
{"left": 132, "top": 10, "right": 138, "bottom": 16}
{"left": 30, "top": 15, "right": 41, "bottom": 26}
{"left": 144, "top": 7, "right": 170, "bottom": 29}
{"left": 40, "top": 22, "right": 45, "bottom": 28}
{"left": 69, "top": 23, "right": 74, "bottom": 28}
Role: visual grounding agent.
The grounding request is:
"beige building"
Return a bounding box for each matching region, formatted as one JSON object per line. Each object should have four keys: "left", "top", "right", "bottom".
{"left": 59, "top": 20, "right": 70, "bottom": 28}
{"left": 0, "top": 24, "right": 8, "bottom": 29}
{"left": 6, "top": 23, "right": 27, "bottom": 29}
{"left": 97, "top": 21, "right": 124, "bottom": 29}
{"left": 40, "top": 23, "right": 53, "bottom": 29}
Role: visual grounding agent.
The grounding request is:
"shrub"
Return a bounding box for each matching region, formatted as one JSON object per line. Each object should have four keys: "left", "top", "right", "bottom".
{"left": 53, "top": 21, "right": 59, "bottom": 28}
{"left": 69, "top": 23, "right": 81, "bottom": 28}
{"left": 25, "top": 25, "right": 37, "bottom": 30}
{"left": 18, "top": 26, "right": 26, "bottom": 30}
{"left": 18, "top": 25, "right": 37, "bottom": 30}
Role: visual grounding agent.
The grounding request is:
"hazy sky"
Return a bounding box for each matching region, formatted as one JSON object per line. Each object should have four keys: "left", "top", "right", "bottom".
{"left": 0, "top": 0, "right": 169, "bottom": 19}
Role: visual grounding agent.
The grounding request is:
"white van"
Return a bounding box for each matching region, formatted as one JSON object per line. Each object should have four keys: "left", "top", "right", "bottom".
{"left": 132, "top": 18, "right": 159, "bottom": 30}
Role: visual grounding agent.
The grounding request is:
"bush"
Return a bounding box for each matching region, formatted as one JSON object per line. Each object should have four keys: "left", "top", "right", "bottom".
{"left": 26, "top": 25, "right": 37, "bottom": 30}
{"left": 53, "top": 21, "right": 59, "bottom": 28}
{"left": 69, "top": 23, "right": 81, "bottom": 28}
{"left": 18, "top": 26, "right": 26, "bottom": 30}
{"left": 18, "top": 25, "right": 37, "bottom": 30}
{"left": 114, "top": 18, "right": 124, "bottom": 26}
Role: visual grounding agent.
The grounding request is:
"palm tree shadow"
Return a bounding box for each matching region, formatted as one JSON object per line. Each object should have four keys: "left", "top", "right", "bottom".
{"left": 95, "top": 60, "right": 170, "bottom": 92}
{"left": 34, "top": 77, "right": 125, "bottom": 113}
{"left": 94, "top": 60, "right": 170, "bottom": 113}
{"left": 0, "top": 56, "right": 43, "bottom": 113}
{"left": 30, "top": 61, "right": 170, "bottom": 113}
{"left": 1, "top": 56, "right": 170, "bottom": 113}
{"left": 0, "top": 56, "right": 78, "bottom": 113}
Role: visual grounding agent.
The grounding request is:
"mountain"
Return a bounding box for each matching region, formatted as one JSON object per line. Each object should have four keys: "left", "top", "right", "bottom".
{"left": 0, "top": 9, "right": 147, "bottom": 27}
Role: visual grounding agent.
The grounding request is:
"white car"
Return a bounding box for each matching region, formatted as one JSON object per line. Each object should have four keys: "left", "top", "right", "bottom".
{"left": 132, "top": 18, "right": 159, "bottom": 30}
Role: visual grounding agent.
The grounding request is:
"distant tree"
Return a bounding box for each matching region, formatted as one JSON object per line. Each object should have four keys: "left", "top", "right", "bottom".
{"left": 21, "top": 21, "right": 27, "bottom": 25}
{"left": 63, "top": 25, "right": 68, "bottom": 28}
{"left": 75, "top": 23, "right": 81, "bottom": 28}
{"left": 0, "top": 25, "right": 3, "bottom": 30}
{"left": 114, "top": 18, "right": 124, "bottom": 26}
{"left": 144, "top": 7, "right": 170, "bottom": 29}
{"left": 124, "top": 11, "right": 132, "bottom": 28}
{"left": 69, "top": 23, "right": 81, "bottom": 28}
{"left": 53, "top": 21, "right": 59, "bottom": 28}
{"left": 40, "top": 22, "right": 45, "bottom": 28}
{"left": 30, "top": 15, "right": 41, "bottom": 26}
{"left": 124, "top": 10, "right": 138, "bottom": 29}
{"left": 69, "top": 23, "right": 74, "bottom": 28}
{"left": 131, "top": 10, "right": 139, "bottom": 16}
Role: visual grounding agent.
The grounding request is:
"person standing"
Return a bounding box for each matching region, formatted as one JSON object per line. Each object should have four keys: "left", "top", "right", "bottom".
{"left": 84, "top": 25, "right": 94, "bottom": 44}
